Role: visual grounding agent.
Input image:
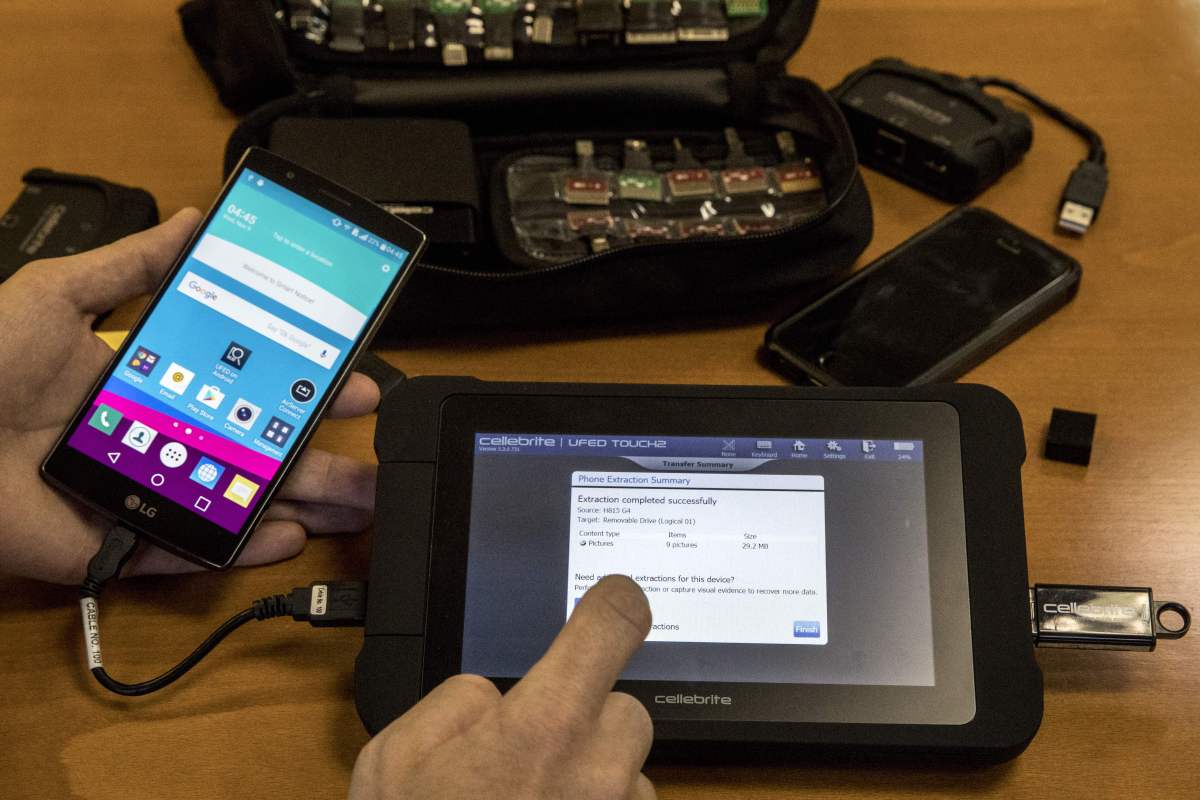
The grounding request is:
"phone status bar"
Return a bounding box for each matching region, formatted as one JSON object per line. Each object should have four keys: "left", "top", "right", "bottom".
{"left": 240, "top": 170, "right": 407, "bottom": 264}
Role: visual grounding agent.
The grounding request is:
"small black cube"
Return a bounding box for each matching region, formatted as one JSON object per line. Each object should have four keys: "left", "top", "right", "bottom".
{"left": 1044, "top": 408, "right": 1097, "bottom": 466}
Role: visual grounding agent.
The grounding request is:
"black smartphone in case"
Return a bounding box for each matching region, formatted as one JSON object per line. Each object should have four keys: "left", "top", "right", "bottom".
{"left": 41, "top": 148, "right": 426, "bottom": 569}
{"left": 764, "top": 207, "right": 1081, "bottom": 386}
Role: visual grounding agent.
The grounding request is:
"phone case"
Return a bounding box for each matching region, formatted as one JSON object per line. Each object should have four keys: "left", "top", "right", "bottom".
{"left": 763, "top": 206, "right": 1082, "bottom": 386}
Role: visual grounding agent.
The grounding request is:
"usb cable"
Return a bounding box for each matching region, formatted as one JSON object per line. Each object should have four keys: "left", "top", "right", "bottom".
{"left": 79, "top": 525, "right": 367, "bottom": 696}
{"left": 969, "top": 75, "right": 1109, "bottom": 236}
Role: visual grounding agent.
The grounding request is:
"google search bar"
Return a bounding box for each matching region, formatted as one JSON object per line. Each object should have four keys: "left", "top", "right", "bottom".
{"left": 177, "top": 271, "right": 340, "bottom": 369}
{"left": 191, "top": 234, "right": 367, "bottom": 340}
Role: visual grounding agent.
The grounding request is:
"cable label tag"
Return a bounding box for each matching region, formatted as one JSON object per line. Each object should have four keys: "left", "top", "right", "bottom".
{"left": 80, "top": 597, "right": 103, "bottom": 668}
{"left": 311, "top": 584, "right": 328, "bottom": 617}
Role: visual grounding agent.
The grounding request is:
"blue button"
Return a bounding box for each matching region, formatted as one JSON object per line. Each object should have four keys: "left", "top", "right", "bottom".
{"left": 793, "top": 621, "right": 821, "bottom": 638}
{"left": 189, "top": 457, "right": 225, "bottom": 490}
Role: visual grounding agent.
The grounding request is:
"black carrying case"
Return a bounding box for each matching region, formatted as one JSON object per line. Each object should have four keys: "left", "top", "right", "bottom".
{"left": 178, "top": 0, "right": 873, "bottom": 337}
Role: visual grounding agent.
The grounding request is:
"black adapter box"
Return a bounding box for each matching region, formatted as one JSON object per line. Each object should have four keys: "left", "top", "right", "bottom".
{"left": 830, "top": 58, "right": 1032, "bottom": 202}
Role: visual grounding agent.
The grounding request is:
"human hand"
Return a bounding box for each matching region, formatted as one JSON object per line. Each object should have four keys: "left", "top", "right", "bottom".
{"left": 0, "top": 209, "right": 381, "bottom": 584}
{"left": 349, "top": 575, "right": 657, "bottom": 800}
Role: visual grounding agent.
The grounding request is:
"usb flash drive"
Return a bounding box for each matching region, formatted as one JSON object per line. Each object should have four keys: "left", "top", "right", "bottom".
{"left": 1030, "top": 584, "right": 1191, "bottom": 651}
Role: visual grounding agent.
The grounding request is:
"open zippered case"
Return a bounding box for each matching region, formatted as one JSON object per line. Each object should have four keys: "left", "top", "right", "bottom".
{"left": 179, "top": 0, "right": 873, "bottom": 336}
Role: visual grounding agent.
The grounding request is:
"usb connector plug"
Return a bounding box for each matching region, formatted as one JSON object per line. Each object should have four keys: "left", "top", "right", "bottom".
{"left": 290, "top": 581, "right": 368, "bottom": 627}
{"left": 1057, "top": 160, "right": 1108, "bottom": 235}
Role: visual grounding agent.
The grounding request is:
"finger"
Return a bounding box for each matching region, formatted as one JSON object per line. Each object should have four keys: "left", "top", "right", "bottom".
{"left": 628, "top": 774, "right": 658, "bottom": 800}
{"left": 122, "top": 521, "right": 305, "bottom": 576}
{"left": 326, "top": 372, "right": 381, "bottom": 419}
{"left": 274, "top": 449, "right": 376, "bottom": 511}
{"left": 507, "top": 575, "right": 651, "bottom": 721}
{"left": 364, "top": 674, "right": 500, "bottom": 772}
{"left": 262, "top": 499, "right": 372, "bottom": 534}
{"left": 47, "top": 208, "right": 202, "bottom": 314}
{"left": 583, "top": 692, "right": 654, "bottom": 780}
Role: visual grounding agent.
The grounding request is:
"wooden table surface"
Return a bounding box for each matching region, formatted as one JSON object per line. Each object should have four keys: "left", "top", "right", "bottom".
{"left": 2, "top": 1, "right": 1197, "bottom": 797}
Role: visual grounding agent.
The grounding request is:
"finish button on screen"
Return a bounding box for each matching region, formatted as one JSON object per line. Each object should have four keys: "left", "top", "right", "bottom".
{"left": 793, "top": 621, "right": 822, "bottom": 638}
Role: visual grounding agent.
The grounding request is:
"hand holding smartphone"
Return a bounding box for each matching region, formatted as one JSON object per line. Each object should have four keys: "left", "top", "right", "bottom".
{"left": 41, "top": 148, "right": 426, "bottom": 569}
{"left": 765, "top": 207, "right": 1081, "bottom": 386}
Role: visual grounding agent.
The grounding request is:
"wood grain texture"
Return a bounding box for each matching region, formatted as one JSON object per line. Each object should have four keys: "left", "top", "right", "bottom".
{"left": 1, "top": 1, "right": 1197, "bottom": 798}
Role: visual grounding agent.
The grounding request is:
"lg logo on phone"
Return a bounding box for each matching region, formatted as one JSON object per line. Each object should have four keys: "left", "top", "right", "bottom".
{"left": 124, "top": 494, "right": 157, "bottom": 518}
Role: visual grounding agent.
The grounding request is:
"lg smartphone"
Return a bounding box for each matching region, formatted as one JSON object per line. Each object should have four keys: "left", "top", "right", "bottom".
{"left": 42, "top": 148, "right": 427, "bottom": 569}
{"left": 764, "top": 206, "right": 1081, "bottom": 386}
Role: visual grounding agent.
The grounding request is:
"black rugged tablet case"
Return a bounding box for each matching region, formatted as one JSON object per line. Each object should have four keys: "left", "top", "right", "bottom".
{"left": 177, "top": 1, "right": 874, "bottom": 337}
{"left": 357, "top": 377, "right": 1042, "bottom": 763}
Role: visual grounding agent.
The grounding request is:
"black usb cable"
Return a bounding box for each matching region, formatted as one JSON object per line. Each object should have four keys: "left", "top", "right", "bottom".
{"left": 969, "top": 75, "right": 1109, "bottom": 235}
{"left": 79, "top": 525, "right": 367, "bottom": 696}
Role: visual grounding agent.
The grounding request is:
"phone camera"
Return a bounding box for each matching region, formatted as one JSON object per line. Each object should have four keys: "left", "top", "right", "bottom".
{"left": 286, "top": 171, "right": 295, "bottom": 179}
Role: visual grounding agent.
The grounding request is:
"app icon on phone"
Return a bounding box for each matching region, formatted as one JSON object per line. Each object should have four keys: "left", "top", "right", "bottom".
{"left": 261, "top": 416, "right": 294, "bottom": 447}
{"left": 290, "top": 379, "right": 315, "bottom": 404}
{"left": 227, "top": 398, "right": 262, "bottom": 430}
{"left": 196, "top": 384, "right": 226, "bottom": 410}
{"left": 159, "top": 362, "right": 195, "bottom": 395}
{"left": 127, "top": 346, "right": 160, "bottom": 376}
{"left": 159, "top": 441, "right": 189, "bottom": 469}
{"left": 121, "top": 421, "right": 157, "bottom": 453}
{"left": 189, "top": 457, "right": 225, "bottom": 490}
{"left": 87, "top": 404, "right": 123, "bottom": 436}
{"left": 221, "top": 342, "right": 252, "bottom": 370}
{"left": 223, "top": 474, "right": 260, "bottom": 508}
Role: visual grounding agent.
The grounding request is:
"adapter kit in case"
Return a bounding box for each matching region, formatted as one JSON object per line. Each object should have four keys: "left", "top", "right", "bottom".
{"left": 179, "top": 0, "right": 873, "bottom": 337}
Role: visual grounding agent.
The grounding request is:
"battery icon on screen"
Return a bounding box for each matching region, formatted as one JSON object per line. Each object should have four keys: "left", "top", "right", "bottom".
{"left": 893, "top": 442, "right": 915, "bottom": 451}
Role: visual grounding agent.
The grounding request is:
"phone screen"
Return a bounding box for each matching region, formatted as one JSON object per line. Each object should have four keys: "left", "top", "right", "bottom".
{"left": 772, "top": 210, "right": 1073, "bottom": 385}
{"left": 58, "top": 166, "right": 412, "bottom": 535}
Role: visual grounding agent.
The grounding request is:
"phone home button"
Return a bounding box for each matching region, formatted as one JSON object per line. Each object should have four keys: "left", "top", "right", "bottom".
{"left": 150, "top": 473, "right": 165, "bottom": 487}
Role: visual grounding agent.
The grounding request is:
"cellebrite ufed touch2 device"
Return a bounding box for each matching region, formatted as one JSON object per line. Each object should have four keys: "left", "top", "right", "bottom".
{"left": 356, "top": 378, "right": 1042, "bottom": 763}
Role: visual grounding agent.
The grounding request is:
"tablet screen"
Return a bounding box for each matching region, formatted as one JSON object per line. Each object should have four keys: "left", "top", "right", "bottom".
{"left": 427, "top": 394, "right": 976, "bottom": 726}
{"left": 462, "top": 433, "right": 935, "bottom": 687}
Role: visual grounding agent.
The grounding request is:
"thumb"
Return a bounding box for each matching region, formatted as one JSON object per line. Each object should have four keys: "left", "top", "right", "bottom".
{"left": 52, "top": 208, "right": 202, "bottom": 315}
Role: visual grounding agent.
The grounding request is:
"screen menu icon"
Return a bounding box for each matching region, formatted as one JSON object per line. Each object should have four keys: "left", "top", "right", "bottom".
{"left": 189, "top": 457, "right": 225, "bottom": 489}
{"left": 121, "top": 421, "right": 157, "bottom": 453}
{"left": 262, "top": 416, "right": 294, "bottom": 447}
{"left": 127, "top": 346, "right": 160, "bottom": 376}
{"left": 290, "top": 379, "right": 315, "bottom": 404}
{"left": 159, "top": 362, "right": 195, "bottom": 395}
{"left": 221, "top": 341, "right": 252, "bottom": 370}
{"left": 87, "top": 404, "right": 122, "bottom": 435}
